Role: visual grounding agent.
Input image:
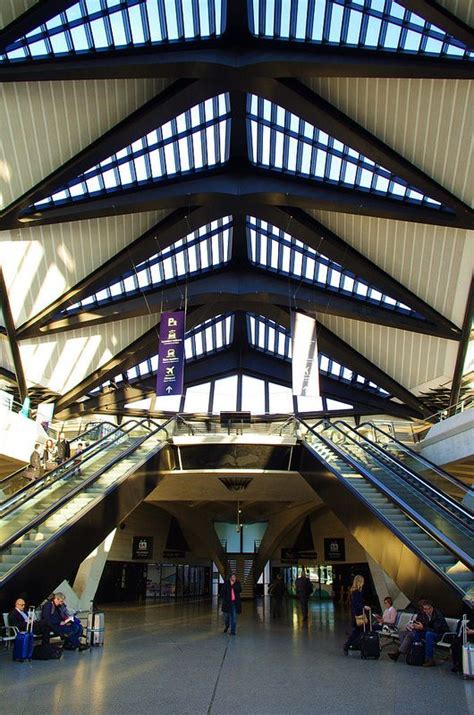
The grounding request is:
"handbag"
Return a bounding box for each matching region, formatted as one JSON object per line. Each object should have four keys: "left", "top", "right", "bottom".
{"left": 356, "top": 613, "right": 368, "bottom": 627}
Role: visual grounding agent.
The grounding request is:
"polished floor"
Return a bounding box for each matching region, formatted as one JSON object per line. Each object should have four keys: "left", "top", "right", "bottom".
{"left": 1, "top": 599, "right": 472, "bottom": 715}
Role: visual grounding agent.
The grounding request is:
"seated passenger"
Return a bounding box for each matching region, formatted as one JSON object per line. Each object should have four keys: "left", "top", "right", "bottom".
{"left": 373, "top": 596, "right": 397, "bottom": 631}
{"left": 389, "top": 599, "right": 429, "bottom": 662}
{"left": 42, "top": 592, "right": 88, "bottom": 651}
{"left": 8, "top": 597, "right": 50, "bottom": 645}
{"left": 389, "top": 598, "right": 449, "bottom": 666}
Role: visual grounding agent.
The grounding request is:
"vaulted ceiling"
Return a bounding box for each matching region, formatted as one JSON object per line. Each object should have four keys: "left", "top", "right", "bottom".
{"left": 0, "top": 0, "right": 472, "bottom": 421}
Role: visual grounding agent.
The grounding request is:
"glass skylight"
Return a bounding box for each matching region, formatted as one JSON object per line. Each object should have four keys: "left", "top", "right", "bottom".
{"left": 89, "top": 313, "right": 233, "bottom": 395}
{"left": 63, "top": 216, "right": 233, "bottom": 314}
{"left": 249, "top": 0, "right": 473, "bottom": 60}
{"left": 247, "top": 313, "right": 391, "bottom": 398}
{"left": 30, "top": 94, "right": 230, "bottom": 212}
{"left": 1, "top": 0, "right": 225, "bottom": 63}
{"left": 248, "top": 95, "right": 444, "bottom": 208}
{"left": 247, "top": 216, "right": 419, "bottom": 317}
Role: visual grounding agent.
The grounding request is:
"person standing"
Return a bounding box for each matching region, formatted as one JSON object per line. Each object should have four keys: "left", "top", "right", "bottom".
{"left": 28, "top": 443, "right": 43, "bottom": 481}
{"left": 343, "top": 574, "right": 369, "bottom": 654}
{"left": 56, "top": 432, "right": 71, "bottom": 464}
{"left": 42, "top": 438, "right": 56, "bottom": 471}
{"left": 221, "top": 573, "right": 242, "bottom": 636}
{"left": 295, "top": 569, "right": 313, "bottom": 621}
{"left": 269, "top": 573, "right": 286, "bottom": 618}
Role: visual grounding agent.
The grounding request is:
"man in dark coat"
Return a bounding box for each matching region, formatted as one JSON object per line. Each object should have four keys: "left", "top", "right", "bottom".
{"left": 8, "top": 598, "right": 50, "bottom": 644}
{"left": 295, "top": 570, "right": 313, "bottom": 621}
{"left": 221, "top": 573, "right": 242, "bottom": 636}
{"left": 422, "top": 600, "right": 449, "bottom": 667}
{"left": 269, "top": 573, "right": 286, "bottom": 618}
{"left": 56, "top": 432, "right": 71, "bottom": 463}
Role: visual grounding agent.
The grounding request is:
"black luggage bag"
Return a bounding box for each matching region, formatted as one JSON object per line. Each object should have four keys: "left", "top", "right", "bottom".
{"left": 32, "top": 643, "right": 63, "bottom": 660}
{"left": 406, "top": 636, "right": 425, "bottom": 666}
{"left": 360, "top": 608, "right": 380, "bottom": 660}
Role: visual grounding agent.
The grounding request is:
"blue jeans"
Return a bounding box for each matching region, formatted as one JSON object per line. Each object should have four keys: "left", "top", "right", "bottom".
{"left": 53, "top": 618, "right": 83, "bottom": 648}
{"left": 425, "top": 630, "right": 441, "bottom": 659}
{"left": 224, "top": 604, "right": 237, "bottom": 635}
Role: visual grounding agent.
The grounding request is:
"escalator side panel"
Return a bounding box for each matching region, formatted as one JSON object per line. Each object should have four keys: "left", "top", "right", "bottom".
{"left": 297, "top": 443, "right": 463, "bottom": 615}
{"left": 0, "top": 443, "right": 173, "bottom": 610}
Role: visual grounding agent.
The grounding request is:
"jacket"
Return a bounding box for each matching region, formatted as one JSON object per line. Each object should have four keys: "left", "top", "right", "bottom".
{"left": 56, "top": 439, "right": 71, "bottom": 462}
{"left": 42, "top": 600, "right": 67, "bottom": 628}
{"left": 8, "top": 608, "right": 29, "bottom": 631}
{"left": 425, "top": 608, "right": 449, "bottom": 634}
{"left": 350, "top": 589, "right": 364, "bottom": 618}
{"left": 295, "top": 576, "right": 313, "bottom": 601}
{"left": 221, "top": 580, "right": 242, "bottom": 614}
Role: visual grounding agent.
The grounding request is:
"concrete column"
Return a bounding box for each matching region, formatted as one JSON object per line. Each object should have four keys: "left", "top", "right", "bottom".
{"left": 366, "top": 552, "right": 410, "bottom": 611}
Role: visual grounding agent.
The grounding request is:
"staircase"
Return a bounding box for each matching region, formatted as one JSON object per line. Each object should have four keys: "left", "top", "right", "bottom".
{"left": 226, "top": 556, "right": 255, "bottom": 599}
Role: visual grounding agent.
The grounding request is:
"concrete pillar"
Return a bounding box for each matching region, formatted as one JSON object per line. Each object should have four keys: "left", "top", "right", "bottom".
{"left": 366, "top": 552, "right": 410, "bottom": 611}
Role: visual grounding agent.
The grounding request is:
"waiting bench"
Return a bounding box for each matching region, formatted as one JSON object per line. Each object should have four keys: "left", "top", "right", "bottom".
{"left": 379, "top": 612, "right": 458, "bottom": 655}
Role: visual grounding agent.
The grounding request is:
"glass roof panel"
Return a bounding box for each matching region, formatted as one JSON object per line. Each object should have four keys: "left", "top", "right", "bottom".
{"left": 247, "top": 216, "right": 422, "bottom": 319}
{"left": 247, "top": 95, "right": 446, "bottom": 209}
{"left": 1, "top": 0, "right": 226, "bottom": 63}
{"left": 28, "top": 93, "right": 230, "bottom": 213}
{"left": 62, "top": 216, "right": 233, "bottom": 314}
{"left": 248, "top": 0, "right": 473, "bottom": 60}
{"left": 247, "top": 313, "right": 391, "bottom": 398}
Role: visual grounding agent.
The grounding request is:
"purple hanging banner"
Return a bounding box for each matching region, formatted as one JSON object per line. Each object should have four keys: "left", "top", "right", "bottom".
{"left": 156, "top": 311, "right": 185, "bottom": 397}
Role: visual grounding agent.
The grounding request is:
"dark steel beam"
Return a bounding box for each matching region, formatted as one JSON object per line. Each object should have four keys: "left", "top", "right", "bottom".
{"left": 5, "top": 168, "right": 471, "bottom": 230}
{"left": 1, "top": 45, "right": 472, "bottom": 82}
{"left": 262, "top": 78, "right": 470, "bottom": 218}
{"left": 450, "top": 276, "right": 474, "bottom": 408}
{"left": 0, "top": 267, "right": 28, "bottom": 402}
{"left": 0, "top": 0, "right": 74, "bottom": 52}
{"left": 254, "top": 205, "right": 461, "bottom": 339}
{"left": 398, "top": 1, "right": 474, "bottom": 49}
{"left": 0, "top": 78, "right": 226, "bottom": 227}
{"left": 16, "top": 205, "right": 229, "bottom": 337}
{"left": 27, "top": 265, "right": 459, "bottom": 340}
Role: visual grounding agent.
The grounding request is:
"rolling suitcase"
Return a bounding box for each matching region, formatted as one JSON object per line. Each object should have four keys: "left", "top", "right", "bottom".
{"left": 87, "top": 602, "right": 105, "bottom": 647}
{"left": 13, "top": 606, "right": 35, "bottom": 662}
{"left": 406, "top": 634, "right": 425, "bottom": 666}
{"left": 360, "top": 607, "right": 380, "bottom": 660}
{"left": 462, "top": 614, "right": 474, "bottom": 679}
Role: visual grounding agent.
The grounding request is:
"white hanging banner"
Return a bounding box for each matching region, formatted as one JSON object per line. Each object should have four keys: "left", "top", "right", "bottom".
{"left": 291, "top": 312, "right": 320, "bottom": 398}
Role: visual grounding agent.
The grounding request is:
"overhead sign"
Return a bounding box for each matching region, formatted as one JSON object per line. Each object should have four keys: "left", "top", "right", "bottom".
{"left": 291, "top": 312, "right": 320, "bottom": 397}
{"left": 133, "top": 536, "right": 153, "bottom": 560}
{"left": 324, "top": 538, "right": 345, "bottom": 561}
{"left": 156, "top": 311, "right": 185, "bottom": 397}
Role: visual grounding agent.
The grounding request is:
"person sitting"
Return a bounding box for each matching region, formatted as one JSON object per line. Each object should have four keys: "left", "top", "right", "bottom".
{"left": 8, "top": 597, "right": 50, "bottom": 645}
{"left": 389, "top": 598, "right": 429, "bottom": 662}
{"left": 373, "top": 596, "right": 397, "bottom": 631}
{"left": 42, "top": 592, "right": 88, "bottom": 651}
{"left": 420, "top": 599, "right": 449, "bottom": 667}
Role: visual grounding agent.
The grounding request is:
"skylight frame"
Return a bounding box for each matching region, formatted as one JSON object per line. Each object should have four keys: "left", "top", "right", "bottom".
{"left": 247, "top": 216, "right": 419, "bottom": 318}
{"left": 1, "top": 0, "right": 226, "bottom": 63}
{"left": 62, "top": 216, "right": 233, "bottom": 315}
{"left": 247, "top": 94, "right": 446, "bottom": 210}
{"left": 248, "top": 0, "right": 473, "bottom": 60}
{"left": 29, "top": 93, "right": 231, "bottom": 213}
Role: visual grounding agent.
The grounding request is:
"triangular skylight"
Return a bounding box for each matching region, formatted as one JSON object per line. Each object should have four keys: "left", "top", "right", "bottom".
{"left": 248, "top": 95, "right": 446, "bottom": 209}
{"left": 247, "top": 313, "right": 391, "bottom": 398}
{"left": 89, "top": 313, "right": 234, "bottom": 395}
{"left": 249, "top": 0, "right": 473, "bottom": 60}
{"left": 1, "top": 0, "right": 225, "bottom": 63}
{"left": 28, "top": 93, "right": 230, "bottom": 212}
{"left": 247, "top": 216, "right": 423, "bottom": 319}
{"left": 63, "top": 216, "right": 233, "bottom": 315}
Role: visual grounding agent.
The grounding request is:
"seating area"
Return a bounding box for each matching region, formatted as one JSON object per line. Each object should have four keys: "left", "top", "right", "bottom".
{"left": 378, "top": 612, "right": 459, "bottom": 655}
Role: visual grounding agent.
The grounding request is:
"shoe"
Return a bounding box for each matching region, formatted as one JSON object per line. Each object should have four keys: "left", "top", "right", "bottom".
{"left": 223, "top": 626, "right": 228, "bottom": 633}
{"left": 451, "top": 667, "right": 460, "bottom": 673}
{"left": 423, "top": 659, "right": 436, "bottom": 667}
{"left": 343, "top": 648, "right": 348, "bottom": 656}
{"left": 78, "top": 644, "right": 90, "bottom": 652}
{"left": 63, "top": 643, "right": 77, "bottom": 651}
{"left": 230, "top": 632, "right": 236, "bottom": 636}
{"left": 388, "top": 651, "right": 400, "bottom": 662}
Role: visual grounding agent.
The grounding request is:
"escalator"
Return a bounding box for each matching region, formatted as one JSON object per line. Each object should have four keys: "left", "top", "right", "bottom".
{"left": 353, "top": 421, "right": 473, "bottom": 500}
{"left": 0, "top": 421, "right": 118, "bottom": 505}
{"left": 297, "top": 419, "right": 473, "bottom": 613}
{"left": 0, "top": 418, "right": 174, "bottom": 609}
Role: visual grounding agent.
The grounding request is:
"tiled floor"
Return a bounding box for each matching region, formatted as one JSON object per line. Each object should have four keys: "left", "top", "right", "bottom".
{"left": 1, "top": 599, "right": 472, "bottom": 715}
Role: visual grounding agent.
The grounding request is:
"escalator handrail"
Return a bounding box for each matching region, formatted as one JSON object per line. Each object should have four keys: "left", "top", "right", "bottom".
{"left": 0, "top": 420, "right": 120, "bottom": 492}
{"left": 331, "top": 420, "right": 473, "bottom": 521}
{"left": 357, "top": 421, "right": 470, "bottom": 493}
{"left": 299, "top": 418, "right": 473, "bottom": 570}
{"left": 300, "top": 430, "right": 468, "bottom": 598}
{"left": 0, "top": 419, "right": 145, "bottom": 514}
{"left": 0, "top": 416, "right": 175, "bottom": 556}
